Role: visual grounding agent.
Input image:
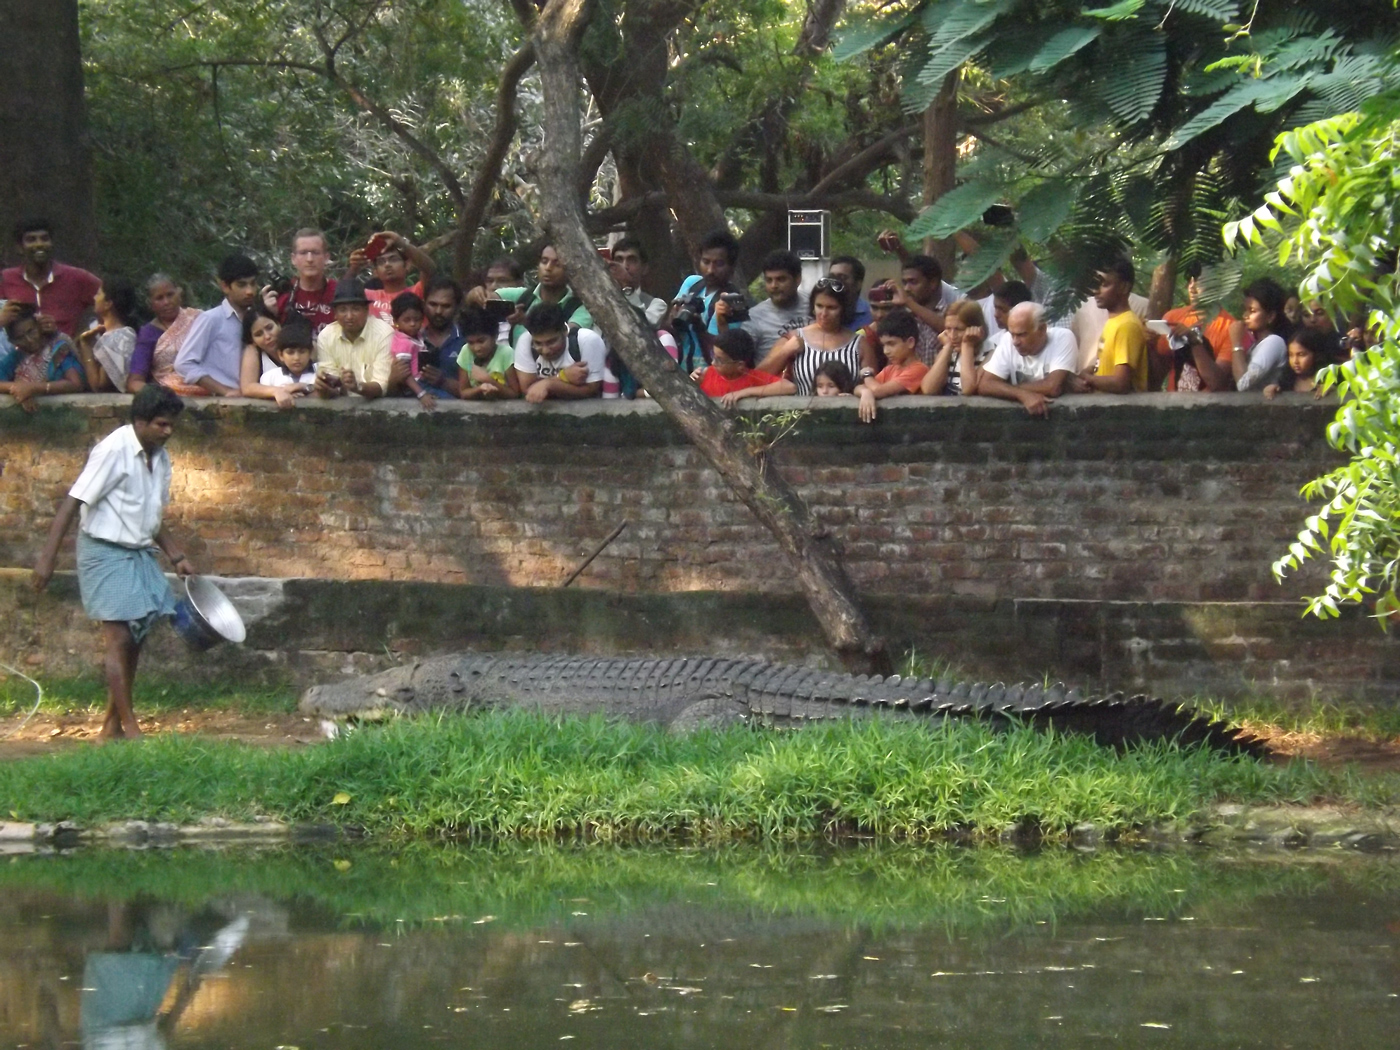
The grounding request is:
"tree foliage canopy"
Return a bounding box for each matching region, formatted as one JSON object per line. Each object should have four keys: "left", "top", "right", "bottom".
{"left": 1228, "top": 85, "right": 1400, "bottom": 623}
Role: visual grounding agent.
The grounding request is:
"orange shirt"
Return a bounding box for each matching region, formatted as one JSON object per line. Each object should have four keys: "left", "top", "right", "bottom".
{"left": 874, "top": 360, "right": 929, "bottom": 393}
{"left": 699, "top": 367, "right": 783, "bottom": 397}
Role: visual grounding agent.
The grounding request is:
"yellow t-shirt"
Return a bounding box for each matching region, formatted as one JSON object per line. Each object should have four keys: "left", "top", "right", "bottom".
{"left": 1096, "top": 311, "right": 1149, "bottom": 391}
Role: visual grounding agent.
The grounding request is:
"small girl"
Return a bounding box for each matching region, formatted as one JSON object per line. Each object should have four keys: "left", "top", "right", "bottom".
{"left": 259, "top": 317, "right": 317, "bottom": 409}
{"left": 0, "top": 303, "right": 84, "bottom": 412}
{"left": 814, "top": 359, "right": 855, "bottom": 396}
{"left": 1264, "top": 326, "right": 1331, "bottom": 400}
{"left": 390, "top": 291, "right": 436, "bottom": 409}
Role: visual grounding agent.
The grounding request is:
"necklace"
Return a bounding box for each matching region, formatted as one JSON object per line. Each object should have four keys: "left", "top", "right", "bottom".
{"left": 805, "top": 325, "right": 847, "bottom": 351}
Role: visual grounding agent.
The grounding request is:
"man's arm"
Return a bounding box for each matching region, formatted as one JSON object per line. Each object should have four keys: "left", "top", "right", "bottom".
{"left": 976, "top": 371, "right": 1054, "bottom": 417}
{"left": 1082, "top": 363, "right": 1133, "bottom": 394}
{"left": 1019, "top": 370, "right": 1071, "bottom": 396}
{"left": 153, "top": 526, "right": 195, "bottom": 576}
{"left": 31, "top": 496, "right": 82, "bottom": 592}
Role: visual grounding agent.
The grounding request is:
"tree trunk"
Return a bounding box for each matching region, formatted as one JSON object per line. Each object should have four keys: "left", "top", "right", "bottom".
{"left": 921, "top": 67, "right": 961, "bottom": 276}
{"left": 533, "top": 0, "right": 891, "bottom": 675}
{"left": 1147, "top": 256, "right": 1176, "bottom": 321}
{"left": 0, "top": 0, "right": 97, "bottom": 269}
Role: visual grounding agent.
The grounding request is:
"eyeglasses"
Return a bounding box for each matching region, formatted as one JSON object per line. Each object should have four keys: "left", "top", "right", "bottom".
{"left": 815, "top": 277, "right": 847, "bottom": 294}
{"left": 292, "top": 249, "right": 326, "bottom": 257}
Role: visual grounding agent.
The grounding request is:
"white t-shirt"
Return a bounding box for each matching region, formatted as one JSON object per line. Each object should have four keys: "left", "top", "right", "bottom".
{"left": 260, "top": 366, "right": 316, "bottom": 387}
{"left": 1236, "top": 333, "right": 1288, "bottom": 391}
{"left": 513, "top": 326, "right": 608, "bottom": 383}
{"left": 982, "top": 327, "right": 1079, "bottom": 386}
{"left": 69, "top": 424, "right": 171, "bottom": 549}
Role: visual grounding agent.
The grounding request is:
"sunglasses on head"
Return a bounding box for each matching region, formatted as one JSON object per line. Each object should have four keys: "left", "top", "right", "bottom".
{"left": 815, "top": 277, "right": 847, "bottom": 294}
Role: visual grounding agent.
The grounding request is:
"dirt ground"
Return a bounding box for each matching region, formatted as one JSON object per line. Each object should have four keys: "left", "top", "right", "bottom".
{"left": 1, "top": 708, "right": 1399, "bottom": 772}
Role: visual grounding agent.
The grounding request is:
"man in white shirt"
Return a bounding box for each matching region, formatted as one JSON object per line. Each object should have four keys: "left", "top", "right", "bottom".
{"left": 511, "top": 303, "right": 608, "bottom": 403}
{"left": 975, "top": 302, "right": 1078, "bottom": 417}
{"left": 32, "top": 385, "right": 197, "bottom": 740}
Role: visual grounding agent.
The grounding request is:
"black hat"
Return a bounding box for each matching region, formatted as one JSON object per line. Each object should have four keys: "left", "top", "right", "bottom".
{"left": 331, "top": 278, "right": 370, "bottom": 305}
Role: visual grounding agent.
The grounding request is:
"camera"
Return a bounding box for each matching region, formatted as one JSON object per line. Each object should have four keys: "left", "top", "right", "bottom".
{"left": 268, "top": 271, "right": 295, "bottom": 297}
{"left": 868, "top": 284, "right": 896, "bottom": 304}
{"left": 718, "top": 292, "right": 750, "bottom": 323}
{"left": 672, "top": 292, "right": 707, "bottom": 328}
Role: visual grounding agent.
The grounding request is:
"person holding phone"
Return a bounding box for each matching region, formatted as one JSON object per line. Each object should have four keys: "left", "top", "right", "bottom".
{"left": 346, "top": 231, "right": 437, "bottom": 324}
{"left": 314, "top": 280, "right": 393, "bottom": 401}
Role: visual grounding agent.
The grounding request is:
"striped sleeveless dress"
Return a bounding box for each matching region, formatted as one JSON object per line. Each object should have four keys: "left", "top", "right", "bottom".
{"left": 789, "top": 328, "right": 863, "bottom": 396}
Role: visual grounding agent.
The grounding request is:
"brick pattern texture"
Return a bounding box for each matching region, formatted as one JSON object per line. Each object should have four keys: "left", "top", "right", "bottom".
{"left": 0, "top": 394, "right": 1337, "bottom": 602}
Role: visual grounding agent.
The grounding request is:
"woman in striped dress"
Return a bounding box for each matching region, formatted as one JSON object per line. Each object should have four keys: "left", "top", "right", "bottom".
{"left": 756, "top": 277, "right": 872, "bottom": 395}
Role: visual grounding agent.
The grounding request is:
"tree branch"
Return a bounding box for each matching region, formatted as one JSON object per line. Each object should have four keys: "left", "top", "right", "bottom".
{"left": 808, "top": 121, "right": 919, "bottom": 196}
{"left": 454, "top": 39, "right": 537, "bottom": 278}
{"left": 533, "top": 0, "right": 888, "bottom": 673}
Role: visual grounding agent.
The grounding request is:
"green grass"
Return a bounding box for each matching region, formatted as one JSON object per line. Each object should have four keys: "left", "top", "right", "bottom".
{"left": 1, "top": 711, "right": 1395, "bottom": 840}
{"left": 1193, "top": 692, "right": 1400, "bottom": 740}
{"left": 0, "top": 674, "right": 296, "bottom": 718}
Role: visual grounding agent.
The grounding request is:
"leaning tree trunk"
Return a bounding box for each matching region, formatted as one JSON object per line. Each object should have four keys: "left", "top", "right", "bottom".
{"left": 921, "top": 67, "right": 961, "bottom": 276}
{"left": 0, "top": 0, "right": 97, "bottom": 269}
{"left": 532, "top": 0, "right": 891, "bottom": 675}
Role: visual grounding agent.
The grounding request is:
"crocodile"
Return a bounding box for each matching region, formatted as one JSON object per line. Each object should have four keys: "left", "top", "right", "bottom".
{"left": 300, "top": 653, "right": 1266, "bottom": 755}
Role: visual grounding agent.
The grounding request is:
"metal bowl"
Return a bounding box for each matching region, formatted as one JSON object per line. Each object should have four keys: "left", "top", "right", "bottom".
{"left": 174, "top": 576, "right": 246, "bottom": 648}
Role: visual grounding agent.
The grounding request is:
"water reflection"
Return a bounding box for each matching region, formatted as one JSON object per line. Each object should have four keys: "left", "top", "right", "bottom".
{"left": 1, "top": 844, "right": 1395, "bottom": 1049}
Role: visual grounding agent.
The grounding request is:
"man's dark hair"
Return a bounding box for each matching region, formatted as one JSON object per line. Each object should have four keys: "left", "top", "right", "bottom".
{"left": 488, "top": 256, "right": 524, "bottom": 281}
{"left": 714, "top": 327, "right": 757, "bottom": 367}
{"left": 876, "top": 307, "right": 919, "bottom": 343}
{"left": 698, "top": 228, "right": 741, "bottom": 264}
{"left": 903, "top": 254, "right": 943, "bottom": 283}
{"left": 13, "top": 217, "right": 52, "bottom": 243}
{"left": 217, "top": 254, "right": 259, "bottom": 284}
{"left": 390, "top": 290, "right": 425, "bottom": 320}
{"left": 4, "top": 303, "right": 36, "bottom": 338}
{"left": 760, "top": 250, "right": 802, "bottom": 279}
{"left": 1183, "top": 260, "right": 1203, "bottom": 281}
{"left": 612, "top": 236, "right": 648, "bottom": 263}
{"left": 459, "top": 305, "right": 499, "bottom": 339}
{"left": 524, "top": 303, "right": 568, "bottom": 336}
{"left": 1098, "top": 257, "right": 1135, "bottom": 287}
{"left": 993, "top": 280, "right": 1033, "bottom": 308}
{"left": 424, "top": 275, "right": 463, "bottom": 303}
{"left": 102, "top": 277, "right": 142, "bottom": 329}
{"left": 830, "top": 255, "right": 866, "bottom": 284}
{"left": 278, "top": 316, "right": 314, "bottom": 349}
{"left": 131, "top": 383, "right": 185, "bottom": 422}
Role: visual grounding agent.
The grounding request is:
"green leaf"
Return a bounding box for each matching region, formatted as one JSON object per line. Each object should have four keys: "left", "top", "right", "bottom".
{"left": 1170, "top": 0, "right": 1241, "bottom": 19}
{"left": 1168, "top": 77, "right": 1308, "bottom": 147}
{"left": 1015, "top": 179, "right": 1079, "bottom": 243}
{"left": 983, "top": 25, "right": 1052, "bottom": 79}
{"left": 953, "top": 230, "right": 1018, "bottom": 290}
{"left": 832, "top": 11, "right": 916, "bottom": 63}
{"left": 1096, "top": 30, "right": 1168, "bottom": 124}
{"left": 1028, "top": 26, "right": 1102, "bottom": 73}
{"left": 1084, "top": 0, "right": 1147, "bottom": 20}
{"left": 907, "top": 180, "right": 1006, "bottom": 240}
{"left": 916, "top": 0, "right": 1010, "bottom": 85}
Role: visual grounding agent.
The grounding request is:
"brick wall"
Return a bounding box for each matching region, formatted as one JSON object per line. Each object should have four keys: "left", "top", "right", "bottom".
{"left": 0, "top": 393, "right": 1338, "bottom": 602}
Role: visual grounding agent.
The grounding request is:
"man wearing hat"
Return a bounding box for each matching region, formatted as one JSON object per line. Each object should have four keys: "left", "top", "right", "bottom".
{"left": 315, "top": 279, "right": 393, "bottom": 400}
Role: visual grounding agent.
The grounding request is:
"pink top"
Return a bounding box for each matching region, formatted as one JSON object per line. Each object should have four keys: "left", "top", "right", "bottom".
{"left": 390, "top": 331, "right": 423, "bottom": 377}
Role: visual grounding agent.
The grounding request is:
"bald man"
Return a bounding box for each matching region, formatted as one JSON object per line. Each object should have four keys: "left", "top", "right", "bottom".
{"left": 971, "top": 302, "right": 1078, "bottom": 417}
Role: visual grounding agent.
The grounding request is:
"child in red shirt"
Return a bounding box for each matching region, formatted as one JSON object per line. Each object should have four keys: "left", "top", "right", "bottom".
{"left": 700, "top": 329, "right": 796, "bottom": 407}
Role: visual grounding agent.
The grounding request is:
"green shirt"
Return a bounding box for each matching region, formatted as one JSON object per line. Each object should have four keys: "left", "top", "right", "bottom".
{"left": 496, "top": 284, "right": 593, "bottom": 343}
{"left": 456, "top": 341, "right": 516, "bottom": 387}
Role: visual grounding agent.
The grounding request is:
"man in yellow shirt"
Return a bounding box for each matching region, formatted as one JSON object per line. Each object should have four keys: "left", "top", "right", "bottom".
{"left": 314, "top": 279, "right": 393, "bottom": 400}
{"left": 1070, "top": 258, "right": 1148, "bottom": 394}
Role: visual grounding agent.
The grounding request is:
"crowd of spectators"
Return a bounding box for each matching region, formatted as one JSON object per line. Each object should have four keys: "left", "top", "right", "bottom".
{"left": 0, "top": 216, "right": 1368, "bottom": 419}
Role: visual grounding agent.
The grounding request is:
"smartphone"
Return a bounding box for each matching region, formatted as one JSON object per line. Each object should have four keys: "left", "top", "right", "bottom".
{"left": 483, "top": 298, "right": 515, "bottom": 323}
{"left": 364, "top": 233, "right": 395, "bottom": 262}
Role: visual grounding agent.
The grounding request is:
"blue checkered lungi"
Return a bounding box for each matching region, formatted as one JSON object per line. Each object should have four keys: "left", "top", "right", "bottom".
{"left": 76, "top": 533, "right": 177, "bottom": 644}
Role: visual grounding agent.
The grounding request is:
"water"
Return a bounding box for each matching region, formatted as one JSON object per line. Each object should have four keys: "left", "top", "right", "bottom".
{"left": 0, "top": 844, "right": 1395, "bottom": 1049}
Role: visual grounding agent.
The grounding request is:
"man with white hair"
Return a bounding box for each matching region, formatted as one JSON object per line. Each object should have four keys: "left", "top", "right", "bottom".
{"left": 971, "top": 301, "right": 1078, "bottom": 417}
